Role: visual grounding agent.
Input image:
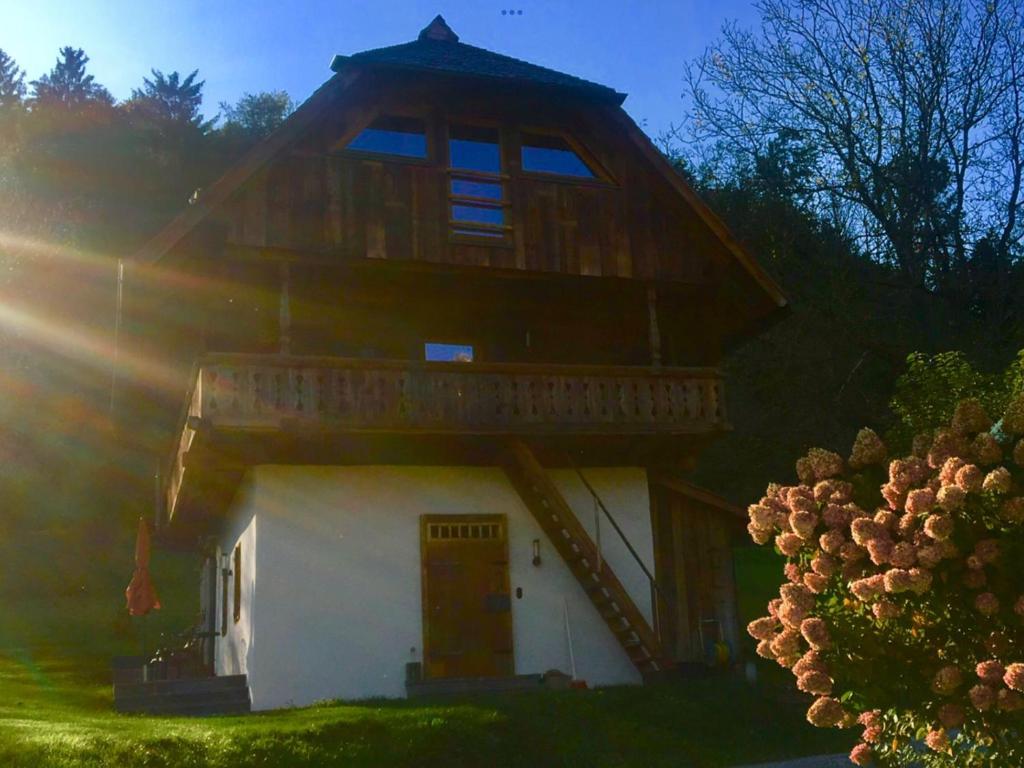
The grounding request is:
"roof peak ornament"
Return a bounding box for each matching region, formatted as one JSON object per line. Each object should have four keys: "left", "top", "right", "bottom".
{"left": 418, "top": 14, "right": 459, "bottom": 43}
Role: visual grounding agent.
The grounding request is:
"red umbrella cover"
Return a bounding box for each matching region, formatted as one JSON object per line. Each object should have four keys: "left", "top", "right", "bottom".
{"left": 125, "top": 517, "right": 161, "bottom": 616}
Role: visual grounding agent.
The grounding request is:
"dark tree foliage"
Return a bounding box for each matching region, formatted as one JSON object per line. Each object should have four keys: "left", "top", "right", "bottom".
{"left": 218, "top": 90, "right": 294, "bottom": 140}
{"left": 31, "top": 47, "right": 114, "bottom": 108}
{"left": 0, "top": 49, "right": 26, "bottom": 110}
{"left": 127, "top": 69, "right": 210, "bottom": 129}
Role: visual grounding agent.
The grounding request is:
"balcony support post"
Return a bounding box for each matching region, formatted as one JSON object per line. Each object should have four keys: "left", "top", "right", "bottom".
{"left": 646, "top": 284, "right": 661, "bottom": 368}
{"left": 278, "top": 260, "right": 291, "bottom": 356}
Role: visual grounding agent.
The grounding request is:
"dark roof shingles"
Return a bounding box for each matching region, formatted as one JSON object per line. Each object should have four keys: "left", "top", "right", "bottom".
{"left": 332, "top": 28, "right": 625, "bottom": 104}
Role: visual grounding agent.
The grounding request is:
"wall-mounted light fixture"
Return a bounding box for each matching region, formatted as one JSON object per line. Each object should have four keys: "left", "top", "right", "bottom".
{"left": 532, "top": 538, "right": 542, "bottom": 566}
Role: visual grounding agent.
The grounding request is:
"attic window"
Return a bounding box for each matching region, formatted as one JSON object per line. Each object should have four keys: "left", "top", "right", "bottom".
{"left": 346, "top": 116, "right": 427, "bottom": 159}
{"left": 521, "top": 133, "right": 597, "bottom": 178}
{"left": 448, "top": 124, "right": 509, "bottom": 240}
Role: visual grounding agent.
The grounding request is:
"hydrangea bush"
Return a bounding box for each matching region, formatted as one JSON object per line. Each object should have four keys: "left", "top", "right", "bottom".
{"left": 746, "top": 395, "right": 1024, "bottom": 767}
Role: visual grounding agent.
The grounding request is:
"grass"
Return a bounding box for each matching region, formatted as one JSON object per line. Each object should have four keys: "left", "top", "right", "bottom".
{"left": 0, "top": 650, "right": 853, "bottom": 768}
{"left": 0, "top": 545, "right": 852, "bottom": 767}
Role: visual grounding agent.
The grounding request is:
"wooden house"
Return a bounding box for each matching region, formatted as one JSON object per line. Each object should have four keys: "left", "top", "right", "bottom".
{"left": 125, "top": 16, "right": 786, "bottom": 710}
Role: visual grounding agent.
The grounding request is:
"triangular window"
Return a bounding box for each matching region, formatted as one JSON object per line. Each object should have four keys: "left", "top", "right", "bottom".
{"left": 346, "top": 116, "right": 427, "bottom": 159}
{"left": 521, "top": 132, "right": 597, "bottom": 178}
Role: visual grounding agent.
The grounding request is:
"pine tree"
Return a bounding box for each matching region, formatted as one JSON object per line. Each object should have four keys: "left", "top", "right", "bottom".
{"left": 0, "top": 49, "right": 26, "bottom": 110}
{"left": 31, "top": 46, "right": 113, "bottom": 108}
{"left": 128, "top": 69, "right": 209, "bottom": 128}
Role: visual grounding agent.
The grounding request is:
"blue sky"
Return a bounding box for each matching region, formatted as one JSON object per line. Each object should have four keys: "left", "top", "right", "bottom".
{"left": 5, "top": 0, "right": 758, "bottom": 137}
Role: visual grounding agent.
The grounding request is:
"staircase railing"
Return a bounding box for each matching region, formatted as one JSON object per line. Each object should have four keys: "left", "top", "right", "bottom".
{"left": 567, "top": 457, "right": 667, "bottom": 642}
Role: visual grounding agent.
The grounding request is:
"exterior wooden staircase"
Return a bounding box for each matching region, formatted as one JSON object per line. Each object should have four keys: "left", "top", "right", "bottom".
{"left": 503, "top": 440, "right": 672, "bottom": 676}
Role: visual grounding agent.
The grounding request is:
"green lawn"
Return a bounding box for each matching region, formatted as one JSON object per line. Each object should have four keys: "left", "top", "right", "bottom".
{"left": 0, "top": 546, "right": 852, "bottom": 767}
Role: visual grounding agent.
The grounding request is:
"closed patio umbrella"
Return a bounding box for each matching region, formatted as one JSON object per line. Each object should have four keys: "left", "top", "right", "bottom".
{"left": 126, "top": 518, "right": 161, "bottom": 663}
{"left": 126, "top": 517, "right": 161, "bottom": 616}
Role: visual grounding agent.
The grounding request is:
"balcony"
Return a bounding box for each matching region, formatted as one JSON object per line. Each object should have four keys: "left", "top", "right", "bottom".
{"left": 163, "top": 354, "right": 727, "bottom": 527}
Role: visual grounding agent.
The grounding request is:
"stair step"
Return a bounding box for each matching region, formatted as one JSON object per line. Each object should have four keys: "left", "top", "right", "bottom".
{"left": 118, "top": 698, "right": 251, "bottom": 716}
{"left": 115, "top": 688, "right": 250, "bottom": 711}
{"left": 114, "top": 675, "right": 247, "bottom": 699}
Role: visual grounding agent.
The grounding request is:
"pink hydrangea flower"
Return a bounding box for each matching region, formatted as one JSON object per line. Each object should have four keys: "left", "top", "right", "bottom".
{"left": 898, "top": 512, "right": 918, "bottom": 537}
{"left": 975, "top": 592, "right": 999, "bottom": 616}
{"left": 804, "top": 572, "right": 829, "bottom": 594}
{"left": 784, "top": 563, "right": 803, "bottom": 583}
{"left": 769, "top": 628, "right": 801, "bottom": 659}
{"left": 867, "top": 538, "right": 894, "bottom": 565}
{"left": 889, "top": 542, "right": 916, "bottom": 568}
{"left": 780, "top": 584, "right": 815, "bottom": 610}
{"left": 747, "top": 616, "right": 778, "bottom": 641}
{"left": 931, "top": 665, "right": 963, "bottom": 695}
{"left": 849, "top": 427, "right": 886, "bottom": 468}
{"left": 1005, "top": 663, "right": 1024, "bottom": 693}
{"left": 755, "top": 639, "right": 775, "bottom": 660}
{"left": 790, "top": 510, "right": 819, "bottom": 540}
{"left": 800, "top": 617, "right": 831, "bottom": 650}
{"left": 908, "top": 567, "right": 933, "bottom": 595}
{"left": 881, "top": 482, "right": 906, "bottom": 511}
{"left": 839, "top": 542, "right": 867, "bottom": 563}
{"left": 925, "top": 728, "right": 949, "bottom": 753}
{"left": 929, "top": 429, "right": 967, "bottom": 469}
{"left": 811, "top": 554, "right": 837, "bottom": 577}
{"left": 923, "top": 514, "right": 954, "bottom": 541}
{"left": 936, "top": 485, "right": 966, "bottom": 512}
{"left": 951, "top": 399, "right": 991, "bottom": 434}
{"left": 849, "top": 743, "right": 872, "bottom": 765}
{"left": 983, "top": 467, "right": 1012, "bottom": 494}
{"left": 748, "top": 523, "right": 772, "bottom": 545}
{"left": 883, "top": 568, "right": 913, "bottom": 594}
{"left": 792, "top": 650, "right": 827, "bottom": 677}
{"left": 905, "top": 487, "right": 935, "bottom": 515}
{"left": 969, "top": 683, "right": 995, "bottom": 711}
{"left": 797, "top": 448, "right": 844, "bottom": 484}
{"left": 850, "top": 575, "right": 885, "bottom": 602}
{"left": 955, "top": 464, "right": 983, "bottom": 492}
{"left": 806, "top": 696, "right": 845, "bottom": 728}
{"left": 916, "top": 544, "right": 943, "bottom": 568}
{"left": 748, "top": 503, "right": 776, "bottom": 529}
{"left": 972, "top": 432, "right": 1002, "bottom": 465}
{"left": 1014, "top": 438, "right": 1024, "bottom": 466}
{"left": 939, "top": 456, "right": 967, "bottom": 485}
{"left": 976, "top": 660, "right": 1005, "bottom": 684}
{"left": 820, "top": 529, "right": 845, "bottom": 554}
{"left": 851, "top": 518, "right": 884, "bottom": 546}
{"left": 872, "top": 600, "right": 900, "bottom": 620}
{"left": 777, "top": 600, "right": 809, "bottom": 629}
{"left": 776, "top": 533, "right": 804, "bottom": 557}
{"left": 797, "top": 670, "right": 833, "bottom": 696}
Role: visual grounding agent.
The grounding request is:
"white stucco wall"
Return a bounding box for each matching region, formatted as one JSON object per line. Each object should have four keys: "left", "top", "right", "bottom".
{"left": 215, "top": 486, "right": 257, "bottom": 680}
{"left": 215, "top": 465, "right": 655, "bottom": 711}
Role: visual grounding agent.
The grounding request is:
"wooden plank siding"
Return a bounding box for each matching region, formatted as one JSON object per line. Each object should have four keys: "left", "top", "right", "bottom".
{"left": 213, "top": 76, "right": 724, "bottom": 286}
{"left": 650, "top": 482, "right": 741, "bottom": 665}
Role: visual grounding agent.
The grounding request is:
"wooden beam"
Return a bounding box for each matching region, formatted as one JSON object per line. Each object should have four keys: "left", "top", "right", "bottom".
{"left": 646, "top": 284, "right": 662, "bottom": 368}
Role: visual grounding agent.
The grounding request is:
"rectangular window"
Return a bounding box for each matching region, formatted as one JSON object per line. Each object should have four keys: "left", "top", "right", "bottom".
{"left": 448, "top": 124, "right": 508, "bottom": 240}
{"left": 346, "top": 115, "right": 427, "bottom": 159}
{"left": 521, "top": 132, "right": 597, "bottom": 178}
{"left": 425, "top": 342, "right": 474, "bottom": 362}
{"left": 233, "top": 545, "right": 242, "bottom": 624}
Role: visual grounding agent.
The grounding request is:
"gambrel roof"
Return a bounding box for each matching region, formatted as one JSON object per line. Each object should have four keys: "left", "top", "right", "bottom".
{"left": 330, "top": 15, "right": 627, "bottom": 105}
{"left": 132, "top": 16, "right": 787, "bottom": 320}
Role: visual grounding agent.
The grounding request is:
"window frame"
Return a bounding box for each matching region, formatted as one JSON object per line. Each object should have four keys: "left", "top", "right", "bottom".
{"left": 334, "top": 110, "right": 433, "bottom": 165}
{"left": 517, "top": 127, "right": 614, "bottom": 186}
{"left": 445, "top": 120, "right": 514, "bottom": 245}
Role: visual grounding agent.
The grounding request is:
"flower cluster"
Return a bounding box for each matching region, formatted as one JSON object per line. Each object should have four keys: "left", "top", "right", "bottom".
{"left": 745, "top": 398, "right": 1024, "bottom": 766}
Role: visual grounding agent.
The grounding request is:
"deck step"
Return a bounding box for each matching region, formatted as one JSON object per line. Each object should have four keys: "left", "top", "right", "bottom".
{"left": 114, "top": 674, "right": 251, "bottom": 716}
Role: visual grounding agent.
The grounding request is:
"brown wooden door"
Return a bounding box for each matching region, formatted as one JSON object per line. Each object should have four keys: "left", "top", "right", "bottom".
{"left": 421, "top": 515, "right": 514, "bottom": 679}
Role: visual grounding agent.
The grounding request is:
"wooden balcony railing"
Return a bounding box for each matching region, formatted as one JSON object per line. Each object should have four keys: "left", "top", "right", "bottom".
{"left": 187, "top": 354, "right": 726, "bottom": 433}
{"left": 163, "top": 354, "right": 727, "bottom": 525}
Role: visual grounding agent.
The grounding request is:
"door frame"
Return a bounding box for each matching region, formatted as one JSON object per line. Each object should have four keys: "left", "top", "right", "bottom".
{"left": 419, "top": 513, "right": 514, "bottom": 679}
